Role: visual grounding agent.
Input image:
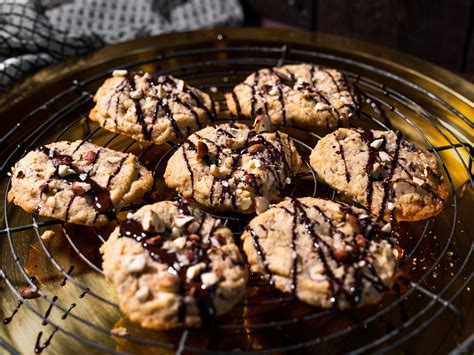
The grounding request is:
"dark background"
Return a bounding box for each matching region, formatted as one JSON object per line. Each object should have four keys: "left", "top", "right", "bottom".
{"left": 242, "top": 0, "right": 474, "bottom": 81}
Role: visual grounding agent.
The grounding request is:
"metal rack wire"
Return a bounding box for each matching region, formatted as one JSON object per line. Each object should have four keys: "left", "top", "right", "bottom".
{"left": 0, "top": 32, "right": 472, "bottom": 354}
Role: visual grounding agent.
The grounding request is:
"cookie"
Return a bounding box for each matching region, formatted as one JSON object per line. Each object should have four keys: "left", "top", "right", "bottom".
{"left": 101, "top": 199, "right": 248, "bottom": 329}
{"left": 8, "top": 140, "right": 154, "bottom": 226}
{"left": 310, "top": 128, "right": 449, "bottom": 221}
{"left": 241, "top": 197, "right": 398, "bottom": 309}
{"left": 164, "top": 121, "right": 302, "bottom": 214}
{"left": 225, "top": 64, "right": 359, "bottom": 130}
{"left": 90, "top": 70, "right": 218, "bottom": 145}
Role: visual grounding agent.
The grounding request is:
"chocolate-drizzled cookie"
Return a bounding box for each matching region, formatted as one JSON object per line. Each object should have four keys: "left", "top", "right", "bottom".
{"left": 242, "top": 197, "right": 398, "bottom": 309}
{"left": 8, "top": 140, "right": 153, "bottom": 226}
{"left": 90, "top": 70, "right": 218, "bottom": 145}
{"left": 225, "top": 64, "right": 359, "bottom": 130}
{"left": 164, "top": 122, "right": 302, "bottom": 214}
{"left": 310, "top": 128, "right": 449, "bottom": 221}
{"left": 101, "top": 200, "right": 248, "bottom": 329}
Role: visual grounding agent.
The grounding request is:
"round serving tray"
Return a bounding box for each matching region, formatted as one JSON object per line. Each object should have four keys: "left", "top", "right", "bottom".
{"left": 0, "top": 28, "right": 472, "bottom": 354}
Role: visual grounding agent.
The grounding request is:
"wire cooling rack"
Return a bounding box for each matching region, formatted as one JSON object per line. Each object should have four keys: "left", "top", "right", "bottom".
{"left": 0, "top": 29, "right": 472, "bottom": 354}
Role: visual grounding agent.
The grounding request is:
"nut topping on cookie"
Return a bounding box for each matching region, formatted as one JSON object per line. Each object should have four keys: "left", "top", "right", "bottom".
{"left": 165, "top": 123, "right": 302, "bottom": 213}
{"left": 90, "top": 71, "right": 219, "bottom": 145}
{"left": 226, "top": 64, "right": 359, "bottom": 130}
{"left": 310, "top": 128, "right": 448, "bottom": 221}
{"left": 242, "top": 197, "right": 398, "bottom": 309}
{"left": 101, "top": 200, "right": 247, "bottom": 329}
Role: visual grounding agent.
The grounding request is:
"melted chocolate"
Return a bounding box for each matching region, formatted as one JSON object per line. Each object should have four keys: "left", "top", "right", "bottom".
{"left": 359, "top": 130, "right": 377, "bottom": 210}
{"left": 124, "top": 74, "right": 153, "bottom": 141}
{"left": 41, "top": 296, "right": 57, "bottom": 325}
{"left": 269, "top": 69, "right": 287, "bottom": 125}
{"left": 250, "top": 71, "right": 260, "bottom": 117}
{"left": 231, "top": 91, "right": 243, "bottom": 119}
{"left": 181, "top": 126, "right": 294, "bottom": 208}
{"left": 246, "top": 227, "right": 274, "bottom": 285}
{"left": 60, "top": 266, "right": 74, "bottom": 286}
{"left": 61, "top": 303, "right": 76, "bottom": 320}
{"left": 3, "top": 300, "right": 22, "bottom": 325}
{"left": 34, "top": 328, "right": 58, "bottom": 354}
{"left": 247, "top": 199, "right": 389, "bottom": 307}
{"left": 118, "top": 205, "right": 220, "bottom": 324}
{"left": 38, "top": 146, "right": 116, "bottom": 221}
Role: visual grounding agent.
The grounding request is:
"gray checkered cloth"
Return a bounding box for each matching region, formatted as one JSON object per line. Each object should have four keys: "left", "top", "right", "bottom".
{"left": 0, "top": 0, "right": 243, "bottom": 90}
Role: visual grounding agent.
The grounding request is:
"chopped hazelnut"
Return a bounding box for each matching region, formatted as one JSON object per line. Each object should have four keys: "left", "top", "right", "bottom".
{"left": 135, "top": 286, "right": 150, "bottom": 302}
{"left": 196, "top": 141, "right": 209, "bottom": 160}
{"left": 253, "top": 114, "right": 273, "bottom": 133}
{"left": 370, "top": 138, "right": 384, "bottom": 149}
{"left": 58, "top": 165, "right": 75, "bottom": 177}
{"left": 126, "top": 255, "right": 146, "bottom": 273}
{"left": 71, "top": 182, "right": 91, "bottom": 195}
{"left": 378, "top": 151, "right": 391, "bottom": 162}
{"left": 247, "top": 144, "right": 265, "bottom": 154}
{"left": 173, "top": 237, "right": 187, "bottom": 249}
{"left": 141, "top": 210, "right": 165, "bottom": 233}
{"left": 315, "top": 102, "right": 331, "bottom": 111}
{"left": 333, "top": 247, "right": 353, "bottom": 262}
{"left": 107, "top": 156, "right": 123, "bottom": 164}
{"left": 224, "top": 138, "right": 235, "bottom": 148}
{"left": 255, "top": 197, "right": 269, "bottom": 214}
{"left": 355, "top": 234, "right": 366, "bottom": 247}
{"left": 201, "top": 272, "right": 219, "bottom": 286}
{"left": 176, "top": 80, "right": 185, "bottom": 92}
{"left": 145, "top": 236, "right": 161, "bottom": 245}
{"left": 345, "top": 214, "right": 361, "bottom": 233}
{"left": 84, "top": 150, "right": 97, "bottom": 163}
{"left": 39, "top": 181, "right": 50, "bottom": 193}
{"left": 130, "top": 89, "right": 143, "bottom": 100}
{"left": 381, "top": 223, "right": 392, "bottom": 233}
{"left": 174, "top": 215, "right": 194, "bottom": 228}
{"left": 20, "top": 286, "right": 40, "bottom": 299}
{"left": 186, "top": 223, "right": 199, "bottom": 234}
{"left": 112, "top": 69, "right": 128, "bottom": 77}
{"left": 186, "top": 262, "right": 206, "bottom": 280}
{"left": 412, "top": 176, "right": 425, "bottom": 186}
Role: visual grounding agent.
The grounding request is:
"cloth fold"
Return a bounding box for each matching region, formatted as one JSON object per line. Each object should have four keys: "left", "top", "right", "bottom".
{"left": 0, "top": 0, "right": 243, "bottom": 90}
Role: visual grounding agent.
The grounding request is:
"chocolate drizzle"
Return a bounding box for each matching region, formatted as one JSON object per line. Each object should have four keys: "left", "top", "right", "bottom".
{"left": 124, "top": 74, "right": 153, "bottom": 141}
{"left": 247, "top": 199, "right": 390, "bottom": 307}
{"left": 60, "top": 266, "right": 74, "bottom": 286}
{"left": 359, "top": 130, "right": 377, "bottom": 209}
{"left": 180, "top": 125, "right": 295, "bottom": 209}
{"left": 37, "top": 145, "right": 116, "bottom": 222}
{"left": 231, "top": 91, "right": 242, "bottom": 119}
{"left": 61, "top": 303, "right": 76, "bottom": 320}
{"left": 250, "top": 70, "right": 259, "bottom": 117}
{"left": 269, "top": 69, "right": 287, "bottom": 125}
{"left": 34, "top": 328, "right": 58, "bottom": 354}
{"left": 310, "top": 65, "right": 341, "bottom": 127}
{"left": 246, "top": 227, "right": 274, "bottom": 285}
{"left": 118, "top": 203, "right": 225, "bottom": 324}
{"left": 377, "top": 131, "right": 402, "bottom": 219}
{"left": 357, "top": 130, "right": 445, "bottom": 218}
{"left": 42, "top": 296, "right": 57, "bottom": 325}
{"left": 336, "top": 140, "right": 350, "bottom": 183}
{"left": 3, "top": 300, "right": 22, "bottom": 325}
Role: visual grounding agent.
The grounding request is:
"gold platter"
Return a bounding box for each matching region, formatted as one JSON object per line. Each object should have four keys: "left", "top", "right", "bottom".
{"left": 0, "top": 28, "right": 472, "bottom": 354}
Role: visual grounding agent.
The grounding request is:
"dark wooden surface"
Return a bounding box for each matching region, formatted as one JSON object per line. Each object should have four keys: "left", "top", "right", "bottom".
{"left": 243, "top": 0, "right": 474, "bottom": 81}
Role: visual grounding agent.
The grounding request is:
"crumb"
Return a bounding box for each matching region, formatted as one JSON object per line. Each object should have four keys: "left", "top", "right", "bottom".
{"left": 41, "top": 230, "right": 55, "bottom": 241}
